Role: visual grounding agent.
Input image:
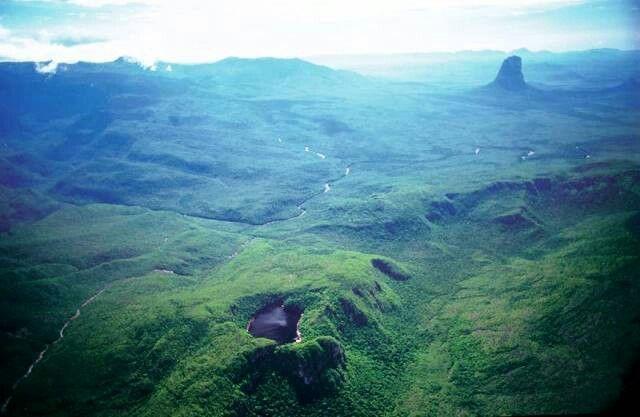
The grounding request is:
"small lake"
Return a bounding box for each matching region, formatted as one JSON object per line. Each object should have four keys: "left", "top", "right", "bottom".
{"left": 247, "top": 302, "right": 302, "bottom": 344}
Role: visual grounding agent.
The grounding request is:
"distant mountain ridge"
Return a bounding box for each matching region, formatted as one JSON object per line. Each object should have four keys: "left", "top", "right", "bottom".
{"left": 0, "top": 56, "right": 365, "bottom": 82}
{"left": 0, "top": 56, "right": 370, "bottom": 98}
{"left": 471, "top": 54, "right": 639, "bottom": 110}
{"left": 167, "top": 56, "right": 367, "bottom": 87}
{"left": 307, "top": 48, "right": 640, "bottom": 88}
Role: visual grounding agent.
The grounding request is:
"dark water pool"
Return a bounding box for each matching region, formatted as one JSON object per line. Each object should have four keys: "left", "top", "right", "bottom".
{"left": 247, "top": 302, "right": 302, "bottom": 344}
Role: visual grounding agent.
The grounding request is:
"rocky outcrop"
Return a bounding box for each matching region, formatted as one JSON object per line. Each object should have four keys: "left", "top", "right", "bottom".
{"left": 424, "top": 171, "right": 640, "bottom": 231}
{"left": 235, "top": 336, "right": 347, "bottom": 402}
{"left": 488, "top": 55, "right": 529, "bottom": 91}
{"left": 352, "top": 281, "right": 386, "bottom": 308}
{"left": 278, "top": 336, "right": 346, "bottom": 401}
{"left": 340, "top": 298, "right": 368, "bottom": 326}
{"left": 492, "top": 208, "right": 539, "bottom": 231}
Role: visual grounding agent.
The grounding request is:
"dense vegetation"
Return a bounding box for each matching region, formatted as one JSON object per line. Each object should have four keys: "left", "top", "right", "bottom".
{"left": 0, "top": 49, "right": 639, "bottom": 416}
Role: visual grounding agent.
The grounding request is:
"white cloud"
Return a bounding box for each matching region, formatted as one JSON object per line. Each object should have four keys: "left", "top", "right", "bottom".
{"left": 0, "top": 25, "right": 11, "bottom": 39}
{"left": 13, "top": 0, "right": 142, "bottom": 6}
{"left": 0, "top": 0, "right": 635, "bottom": 64}
{"left": 21, "top": 0, "right": 585, "bottom": 9}
{"left": 35, "top": 60, "right": 58, "bottom": 73}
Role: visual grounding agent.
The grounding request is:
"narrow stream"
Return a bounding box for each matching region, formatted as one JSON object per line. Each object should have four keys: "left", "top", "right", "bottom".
{"left": 1, "top": 287, "right": 107, "bottom": 415}
{"left": 259, "top": 163, "right": 352, "bottom": 226}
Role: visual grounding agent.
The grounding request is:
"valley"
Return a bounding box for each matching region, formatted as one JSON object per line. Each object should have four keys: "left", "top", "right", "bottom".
{"left": 0, "top": 49, "right": 639, "bottom": 416}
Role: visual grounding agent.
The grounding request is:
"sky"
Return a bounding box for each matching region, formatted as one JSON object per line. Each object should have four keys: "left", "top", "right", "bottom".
{"left": 0, "top": 0, "right": 638, "bottom": 64}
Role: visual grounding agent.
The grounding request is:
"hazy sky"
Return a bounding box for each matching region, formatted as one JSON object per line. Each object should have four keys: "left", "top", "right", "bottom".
{"left": 0, "top": 0, "right": 638, "bottom": 64}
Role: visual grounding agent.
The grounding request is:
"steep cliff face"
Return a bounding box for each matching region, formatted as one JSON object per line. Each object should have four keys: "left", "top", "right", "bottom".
{"left": 489, "top": 55, "right": 528, "bottom": 91}
{"left": 276, "top": 336, "right": 347, "bottom": 401}
{"left": 235, "top": 336, "right": 347, "bottom": 403}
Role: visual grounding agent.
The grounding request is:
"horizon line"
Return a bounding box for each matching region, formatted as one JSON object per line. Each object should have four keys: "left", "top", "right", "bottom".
{"left": 1, "top": 46, "right": 639, "bottom": 66}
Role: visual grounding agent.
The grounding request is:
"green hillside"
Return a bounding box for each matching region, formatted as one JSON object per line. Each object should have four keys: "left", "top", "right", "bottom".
{"left": 1, "top": 51, "right": 639, "bottom": 416}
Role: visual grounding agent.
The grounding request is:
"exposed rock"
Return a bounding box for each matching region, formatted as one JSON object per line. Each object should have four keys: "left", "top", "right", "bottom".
{"left": 280, "top": 336, "right": 346, "bottom": 401}
{"left": 350, "top": 283, "right": 388, "bottom": 313}
{"left": 492, "top": 211, "right": 537, "bottom": 231}
{"left": 236, "top": 336, "right": 346, "bottom": 402}
{"left": 488, "top": 55, "right": 529, "bottom": 91}
{"left": 425, "top": 171, "right": 640, "bottom": 235}
{"left": 339, "top": 298, "right": 368, "bottom": 326}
